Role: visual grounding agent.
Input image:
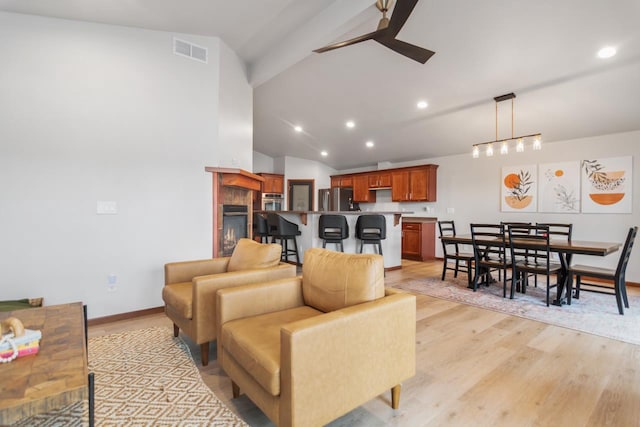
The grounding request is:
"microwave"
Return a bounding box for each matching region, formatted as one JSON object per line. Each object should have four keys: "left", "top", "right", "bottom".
{"left": 261, "top": 193, "right": 283, "bottom": 211}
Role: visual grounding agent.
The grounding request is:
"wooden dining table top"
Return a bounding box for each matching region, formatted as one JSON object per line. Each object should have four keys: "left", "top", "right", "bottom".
{"left": 441, "top": 234, "right": 622, "bottom": 257}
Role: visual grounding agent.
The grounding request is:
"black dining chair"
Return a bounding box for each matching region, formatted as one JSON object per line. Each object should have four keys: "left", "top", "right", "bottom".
{"left": 534, "top": 223, "right": 573, "bottom": 288}
{"left": 470, "top": 223, "right": 511, "bottom": 295}
{"left": 355, "top": 215, "right": 386, "bottom": 255}
{"left": 267, "top": 213, "right": 302, "bottom": 265}
{"left": 318, "top": 214, "right": 349, "bottom": 252}
{"left": 567, "top": 226, "right": 637, "bottom": 315}
{"left": 438, "top": 220, "right": 474, "bottom": 285}
{"left": 508, "top": 224, "right": 563, "bottom": 306}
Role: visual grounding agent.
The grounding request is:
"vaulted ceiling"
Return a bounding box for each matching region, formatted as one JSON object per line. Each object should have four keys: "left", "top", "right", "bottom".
{"left": 2, "top": 0, "right": 639, "bottom": 169}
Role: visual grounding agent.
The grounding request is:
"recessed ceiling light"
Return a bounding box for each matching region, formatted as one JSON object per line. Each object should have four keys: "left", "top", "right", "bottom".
{"left": 320, "top": 150, "right": 328, "bottom": 157}
{"left": 597, "top": 46, "right": 617, "bottom": 59}
{"left": 294, "top": 125, "right": 303, "bottom": 132}
{"left": 346, "top": 120, "right": 355, "bottom": 128}
{"left": 365, "top": 141, "right": 374, "bottom": 148}
{"left": 417, "top": 100, "right": 428, "bottom": 109}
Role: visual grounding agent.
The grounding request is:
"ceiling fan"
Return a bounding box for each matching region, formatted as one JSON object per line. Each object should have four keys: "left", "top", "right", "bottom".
{"left": 313, "top": 0, "right": 435, "bottom": 64}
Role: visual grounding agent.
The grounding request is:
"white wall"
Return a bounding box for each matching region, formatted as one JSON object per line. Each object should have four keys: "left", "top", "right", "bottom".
{"left": 357, "top": 131, "right": 640, "bottom": 281}
{"left": 253, "top": 151, "right": 274, "bottom": 173}
{"left": 0, "top": 12, "right": 252, "bottom": 318}
{"left": 281, "top": 156, "right": 336, "bottom": 210}
{"left": 218, "top": 42, "right": 253, "bottom": 170}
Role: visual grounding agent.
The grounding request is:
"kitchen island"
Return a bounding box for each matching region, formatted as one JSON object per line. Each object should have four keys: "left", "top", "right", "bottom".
{"left": 255, "top": 211, "right": 411, "bottom": 269}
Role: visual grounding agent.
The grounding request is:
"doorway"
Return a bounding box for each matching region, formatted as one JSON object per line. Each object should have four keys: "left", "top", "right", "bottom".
{"left": 288, "top": 179, "right": 314, "bottom": 211}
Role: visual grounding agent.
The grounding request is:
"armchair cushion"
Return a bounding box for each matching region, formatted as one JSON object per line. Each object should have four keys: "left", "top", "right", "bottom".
{"left": 162, "top": 282, "right": 193, "bottom": 319}
{"left": 301, "top": 248, "right": 384, "bottom": 312}
{"left": 221, "top": 306, "right": 321, "bottom": 396}
{"left": 227, "top": 238, "right": 282, "bottom": 272}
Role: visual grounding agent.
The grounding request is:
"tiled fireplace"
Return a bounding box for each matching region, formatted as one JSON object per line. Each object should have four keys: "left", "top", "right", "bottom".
{"left": 205, "top": 167, "right": 264, "bottom": 258}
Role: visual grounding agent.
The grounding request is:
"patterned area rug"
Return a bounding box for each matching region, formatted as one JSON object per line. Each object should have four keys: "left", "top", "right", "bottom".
{"left": 14, "top": 327, "right": 247, "bottom": 426}
{"left": 394, "top": 276, "right": 640, "bottom": 345}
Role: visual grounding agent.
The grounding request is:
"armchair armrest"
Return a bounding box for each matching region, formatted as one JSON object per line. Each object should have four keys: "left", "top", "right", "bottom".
{"left": 164, "top": 258, "right": 230, "bottom": 285}
{"left": 279, "top": 292, "right": 416, "bottom": 427}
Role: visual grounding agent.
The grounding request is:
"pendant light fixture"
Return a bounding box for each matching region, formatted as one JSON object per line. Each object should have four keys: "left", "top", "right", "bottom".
{"left": 472, "top": 93, "right": 541, "bottom": 158}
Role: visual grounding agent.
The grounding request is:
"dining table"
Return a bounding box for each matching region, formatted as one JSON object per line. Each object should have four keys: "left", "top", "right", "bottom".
{"left": 440, "top": 234, "right": 622, "bottom": 306}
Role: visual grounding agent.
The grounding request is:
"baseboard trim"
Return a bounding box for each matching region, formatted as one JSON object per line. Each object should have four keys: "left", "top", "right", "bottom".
{"left": 385, "top": 265, "right": 402, "bottom": 272}
{"left": 87, "top": 306, "right": 164, "bottom": 326}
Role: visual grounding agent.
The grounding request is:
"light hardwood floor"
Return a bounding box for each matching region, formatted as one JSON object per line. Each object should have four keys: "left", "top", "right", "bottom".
{"left": 89, "top": 260, "right": 640, "bottom": 426}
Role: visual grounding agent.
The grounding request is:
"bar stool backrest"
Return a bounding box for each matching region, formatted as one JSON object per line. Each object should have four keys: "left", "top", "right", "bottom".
{"left": 319, "top": 214, "right": 349, "bottom": 239}
{"left": 356, "top": 215, "right": 386, "bottom": 239}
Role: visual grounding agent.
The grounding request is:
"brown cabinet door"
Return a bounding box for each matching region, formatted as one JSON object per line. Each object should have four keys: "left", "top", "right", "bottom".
{"left": 259, "top": 173, "right": 284, "bottom": 193}
{"left": 408, "top": 168, "right": 428, "bottom": 201}
{"left": 402, "top": 224, "right": 421, "bottom": 258}
{"left": 331, "top": 175, "right": 354, "bottom": 188}
{"left": 369, "top": 172, "right": 392, "bottom": 188}
{"left": 353, "top": 174, "right": 375, "bottom": 203}
{"left": 392, "top": 171, "right": 410, "bottom": 201}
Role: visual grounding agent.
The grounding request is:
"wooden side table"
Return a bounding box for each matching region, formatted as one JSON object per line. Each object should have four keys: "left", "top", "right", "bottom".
{"left": 0, "top": 302, "right": 93, "bottom": 425}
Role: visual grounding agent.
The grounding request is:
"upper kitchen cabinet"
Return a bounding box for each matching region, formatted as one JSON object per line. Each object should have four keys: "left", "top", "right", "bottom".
{"left": 368, "top": 171, "right": 392, "bottom": 189}
{"left": 330, "top": 175, "right": 353, "bottom": 188}
{"left": 258, "top": 173, "right": 284, "bottom": 194}
{"left": 352, "top": 174, "right": 376, "bottom": 203}
{"left": 391, "top": 165, "right": 438, "bottom": 202}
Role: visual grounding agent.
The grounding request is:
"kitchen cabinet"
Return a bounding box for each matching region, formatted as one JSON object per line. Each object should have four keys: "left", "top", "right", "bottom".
{"left": 258, "top": 173, "right": 284, "bottom": 194}
{"left": 391, "top": 165, "right": 438, "bottom": 202}
{"left": 330, "top": 175, "right": 353, "bottom": 188}
{"left": 352, "top": 174, "right": 376, "bottom": 203}
{"left": 330, "top": 164, "right": 438, "bottom": 203}
{"left": 368, "top": 172, "right": 392, "bottom": 188}
{"left": 401, "top": 220, "right": 435, "bottom": 261}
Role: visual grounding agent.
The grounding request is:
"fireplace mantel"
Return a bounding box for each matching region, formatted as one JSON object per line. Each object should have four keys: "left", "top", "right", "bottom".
{"left": 205, "top": 167, "right": 264, "bottom": 191}
{"left": 206, "top": 167, "right": 264, "bottom": 257}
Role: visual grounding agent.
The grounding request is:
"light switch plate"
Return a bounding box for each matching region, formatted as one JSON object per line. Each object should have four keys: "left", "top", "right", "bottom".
{"left": 97, "top": 201, "right": 118, "bottom": 214}
{"left": 446, "top": 207, "right": 455, "bottom": 214}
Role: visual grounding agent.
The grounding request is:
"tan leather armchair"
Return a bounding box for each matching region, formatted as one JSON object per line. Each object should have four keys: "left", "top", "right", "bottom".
{"left": 162, "top": 238, "right": 297, "bottom": 366}
{"left": 216, "top": 248, "right": 416, "bottom": 427}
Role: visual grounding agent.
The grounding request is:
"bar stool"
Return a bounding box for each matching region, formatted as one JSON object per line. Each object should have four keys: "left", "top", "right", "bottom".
{"left": 355, "top": 215, "right": 386, "bottom": 255}
{"left": 318, "top": 214, "right": 349, "bottom": 252}
{"left": 267, "top": 213, "right": 301, "bottom": 265}
{"left": 253, "top": 213, "right": 269, "bottom": 243}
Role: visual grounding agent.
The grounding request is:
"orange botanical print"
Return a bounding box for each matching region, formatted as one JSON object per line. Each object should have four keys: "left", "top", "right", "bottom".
{"left": 504, "top": 173, "right": 520, "bottom": 189}
{"left": 555, "top": 169, "right": 564, "bottom": 177}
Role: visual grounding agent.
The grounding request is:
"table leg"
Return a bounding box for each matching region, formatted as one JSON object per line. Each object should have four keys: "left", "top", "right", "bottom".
{"left": 88, "top": 372, "right": 95, "bottom": 427}
{"left": 553, "top": 252, "right": 573, "bottom": 306}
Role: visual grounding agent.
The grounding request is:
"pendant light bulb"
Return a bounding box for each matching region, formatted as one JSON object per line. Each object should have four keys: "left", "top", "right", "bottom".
{"left": 500, "top": 141, "right": 509, "bottom": 155}
{"left": 516, "top": 138, "right": 524, "bottom": 153}
{"left": 472, "top": 146, "right": 480, "bottom": 158}
{"left": 486, "top": 143, "right": 494, "bottom": 157}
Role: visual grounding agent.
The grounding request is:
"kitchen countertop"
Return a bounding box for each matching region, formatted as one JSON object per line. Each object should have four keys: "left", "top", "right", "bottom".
{"left": 401, "top": 216, "right": 437, "bottom": 223}
{"left": 255, "top": 210, "right": 413, "bottom": 226}
{"left": 255, "top": 210, "right": 412, "bottom": 215}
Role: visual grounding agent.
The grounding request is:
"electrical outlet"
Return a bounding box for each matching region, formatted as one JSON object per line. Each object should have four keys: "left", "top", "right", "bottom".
{"left": 97, "top": 201, "right": 118, "bottom": 215}
{"left": 446, "top": 207, "right": 455, "bottom": 214}
{"left": 107, "top": 274, "right": 117, "bottom": 292}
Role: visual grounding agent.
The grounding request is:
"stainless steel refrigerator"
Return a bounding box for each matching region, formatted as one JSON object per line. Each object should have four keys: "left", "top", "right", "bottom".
{"left": 319, "top": 187, "right": 355, "bottom": 211}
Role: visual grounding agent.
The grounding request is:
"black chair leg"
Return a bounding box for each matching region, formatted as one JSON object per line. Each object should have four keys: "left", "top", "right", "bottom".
{"left": 454, "top": 259, "right": 459, "bottom": 278}
{"left": 378, "top": 241, "right": 383, "bottom": 255}
{"left": 441, "top": 259, "right": 447, "bottom": 281}
{"left": 575, "top": 276, "right": 581, "bottom": 299}
{"left": 322, "top": 240, "right": 326, "bottom": 248}
{"left": 614, "top": 281, "right": 624, "bottom": 315}
{"left": 293, "top": 237, "right": 300, "bottom": 265}
{"left": 620, "top": 279, "right": 629, "bottom": 308}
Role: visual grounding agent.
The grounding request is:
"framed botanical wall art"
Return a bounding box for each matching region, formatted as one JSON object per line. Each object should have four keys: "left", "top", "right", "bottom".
{"left": 581, "top": 156, "right": 633, "bottom": 213}
{"left": 538, "top": 161, "right": 580, "bottom": 213}
{"left": 501, "top": 165, "right": 537, "bottom": 212}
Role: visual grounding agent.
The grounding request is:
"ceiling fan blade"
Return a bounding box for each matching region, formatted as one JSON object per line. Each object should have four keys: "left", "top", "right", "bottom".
{"left": 387, "top": 0, "right": 419, "bottom": 37}
{"left": 375, "top": 37, "right": 435, "bottom": 63}
{"left": 313, "top": 29, "right": 386, "bottom": 53}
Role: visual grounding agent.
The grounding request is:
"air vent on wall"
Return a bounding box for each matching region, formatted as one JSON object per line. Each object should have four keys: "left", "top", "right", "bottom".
{"left": 173, "top": 37, "right": 208, "bottom": 63}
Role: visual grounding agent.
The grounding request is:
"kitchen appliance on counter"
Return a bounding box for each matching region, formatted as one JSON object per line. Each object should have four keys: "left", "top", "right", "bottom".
{"left": 261, "top": 193, "right": 284, "bottom": 211}
{"left": 318, "top": 188, "right": 359, "bottom": 211}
